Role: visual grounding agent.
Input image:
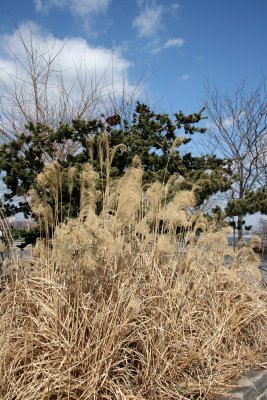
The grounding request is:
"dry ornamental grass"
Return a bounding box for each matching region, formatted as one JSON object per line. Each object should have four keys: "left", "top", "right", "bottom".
{"left": 0, "top": 156, "right": 266, "bottom": 399}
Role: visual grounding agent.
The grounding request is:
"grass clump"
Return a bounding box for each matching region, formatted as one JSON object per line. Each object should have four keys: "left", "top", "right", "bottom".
{"left": 0, "top": 159, "right": 266, "bottom": 399}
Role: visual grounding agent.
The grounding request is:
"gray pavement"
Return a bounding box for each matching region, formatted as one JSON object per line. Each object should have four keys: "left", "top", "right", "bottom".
{"left": 259, "top": 262, "right": 267, "bottom": 284}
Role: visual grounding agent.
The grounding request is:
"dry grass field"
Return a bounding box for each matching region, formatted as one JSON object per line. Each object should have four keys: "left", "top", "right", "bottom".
{"left": 0, "top": 156, "right": 266, "bottom": 399}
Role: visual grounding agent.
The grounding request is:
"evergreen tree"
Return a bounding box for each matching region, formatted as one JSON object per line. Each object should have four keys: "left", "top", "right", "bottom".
{"left": 0, "top": 102, "right": 231, "bottom": 227}
{"left": 226, "top": 187, "right": 267, "bottom": 217}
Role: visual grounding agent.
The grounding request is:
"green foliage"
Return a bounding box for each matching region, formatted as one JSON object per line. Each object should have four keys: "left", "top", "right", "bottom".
{"left": 226, "top": 187, "right": 267, "bottom": 217}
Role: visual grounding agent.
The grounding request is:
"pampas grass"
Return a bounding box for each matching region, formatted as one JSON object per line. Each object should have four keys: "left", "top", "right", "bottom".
{"left": 0, "top": 154, "right": 267, "bottom": 399}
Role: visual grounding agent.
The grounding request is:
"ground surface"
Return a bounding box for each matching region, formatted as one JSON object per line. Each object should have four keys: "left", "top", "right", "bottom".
{"left": 259, "top": 262, "right": 267, "bottom": 284}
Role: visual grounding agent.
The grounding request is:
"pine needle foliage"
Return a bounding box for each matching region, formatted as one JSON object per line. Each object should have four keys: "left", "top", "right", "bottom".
{"left": 0, "top": 103, "right": 231, "bottom": 224}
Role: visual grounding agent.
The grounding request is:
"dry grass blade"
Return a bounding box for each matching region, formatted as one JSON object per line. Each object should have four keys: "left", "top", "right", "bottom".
{"left": 1, "top": 157, "right": 267, "bottom": 399}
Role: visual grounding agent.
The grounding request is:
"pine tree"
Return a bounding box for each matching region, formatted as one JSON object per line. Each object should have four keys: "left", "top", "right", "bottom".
{"left": 0, "top": 103, "right": 231, "bottom": 231}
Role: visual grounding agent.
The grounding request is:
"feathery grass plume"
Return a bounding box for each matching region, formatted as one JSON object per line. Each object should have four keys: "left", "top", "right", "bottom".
{"left": 192, "top": 179, "right": 208, "bottom": 192}
{"left": 2, "top": 162, "right": 267, "bottom": 399}
{"left": 157, "top": 234, "right": 177, "bottom": 255}
{"left": 98, "top": 132, "right": 104, "bottom": 176}
{"left": 32, "top": 238, "right": 47, "bottom": 259}
{"left": 164, "top": 174, "right": 177, "bottom": 198}
{"left": 232, "top": 245, "right": 262, "bottom": 283}
{"left": 222, "top": 225, "right": 234, "bottom": 235}
{"left": 36, "top": 161, "right": 62, "bottom": 227}
{"left": 83, "top": 209, "right": 119, "bottom": 260}
{"left": 161, "top": 174, "right": 180, "bottom": 210}
{"left": 36, "top": 171, "right": 47, "bottom": 189}
{"left": 163, "top": 136, "right": 185, "bottom": 184}
{"left": 169, "top": 136, "right": 186, "bottom": 155}
{"left": 135, "top": 218, "right": 152, "bottom": 240}
{"left": 191, "top": 211, "right": 209, "bottom": 233}
{"left": 67, "top": 165, "right": 77, "bottom": 217}
{"left": 158, "top": 189, "right": 196, "bottom": 234}
{"left": 171, "top": 190, "right": 196, "bottom": 210}
{"left": 115, "top": 157, "right": 143, "bottom": 225}
{"left": 110, "top": 143, "right": 127, "bottom": 166}
{"left": 249, "top": 235, "right": 262, "bottom": 250}
{"left": 28, "top": 187, "right": 53, "bottom": 237}
{"left": 79, "top": 163, "right": 99, "bottom": 218}
{"left": 196, "top": 231, "right": 230, "bottom": 267}
{"left": 160, "top": 205, "right": 190, "bottom": 231}
{"left": 37, "top": 161, "right": 62, "bottom": 196}
{"left": 103, "top": 143, "right": 126, "bottom": 210}
{"left": 146, "top": 181, "right": 164, "bottom": 223}
{"left": 67, "top": 166, "right": 77, "bottom": 196}
{"left": 101, "top": 179, "right": 119, "bottom": 218}
{"left": 52, "top": 218, "right": 97, "bottom": 281}
{"left": 28, "top": 187, "right": 42, "bottom": 211}
{"left": 132, "top": 154, "right": 142, "bottom": 168}
{"left": 237, "top": 238, "right": 246, "bottom": 249}
{"left": 98, "top": 130, "right": 110, "bottom": 178}
{"left": 197, "top": 231, "right": 228, "bottom": 250}
{"left": 97, "top": 131, "right": 126, "bottom": 210}
{"left": 175, "top": 175, "right": 185, "bottom": 184}
{"left": 184, "top": 226, "right": 235, "bottom": 273}
{"left": 184, "top": 230, "right": 197, "bottom": 246}
{"left": 86, "top": 135, "right": 94, "bottom": 163}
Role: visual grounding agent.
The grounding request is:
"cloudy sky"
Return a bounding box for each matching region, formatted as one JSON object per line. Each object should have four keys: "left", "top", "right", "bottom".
{"left": 0, "top": 0, "right": 266, "bottom": 115}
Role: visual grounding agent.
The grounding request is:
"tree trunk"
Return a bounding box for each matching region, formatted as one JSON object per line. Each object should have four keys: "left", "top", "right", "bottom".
{"left": 233, "top": 224, "right": 236, "bottom": 249}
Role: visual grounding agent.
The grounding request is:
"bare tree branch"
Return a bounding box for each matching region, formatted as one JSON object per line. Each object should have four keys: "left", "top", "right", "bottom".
{"left": 205, "top": 79, "right": 267, "bottom": 239}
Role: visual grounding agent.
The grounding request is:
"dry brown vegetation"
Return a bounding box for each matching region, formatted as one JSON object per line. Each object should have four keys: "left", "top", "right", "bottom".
{"left": 0, "top": 154, "right": 267, "bottom": 399}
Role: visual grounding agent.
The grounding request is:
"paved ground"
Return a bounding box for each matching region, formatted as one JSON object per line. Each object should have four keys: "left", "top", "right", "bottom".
{"left": 259, "top": 262, "right": 267, "bottom": 284}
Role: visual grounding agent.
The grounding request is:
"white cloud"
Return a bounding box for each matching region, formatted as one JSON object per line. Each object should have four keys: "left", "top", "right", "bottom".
{"left": 205, "top": 112, "right": 246, "bottom": 131}
{"left": 180, "top": 73, "right": 191, "bottom": 81}
{"left": 164, "top": 37, "right": 184, "bottom": 48}
{"left": 34, "top": 0, "right": 110, "bottom": 16}
{"left": 171, "top": 3, "right": 180, "bottom": 11}
{"left": 222, "top": 111, "right": 246, "bottom": 129}
{"left": 133, "top": 4, "right": 163, "bottom": 37}
{"left": 0, "top": 22, "right": 137, "bottom": 130}
{"left": 34, "top": 0, "right": 42, "bottom": 11}
{"left": 0, "top": 22, "right": 130, "bottom": 80}
{"left": 222, "top": 117, "right": 233, "bottom": 128}
{"left": 151, "top": 37, "right": 184, "bottom": 54}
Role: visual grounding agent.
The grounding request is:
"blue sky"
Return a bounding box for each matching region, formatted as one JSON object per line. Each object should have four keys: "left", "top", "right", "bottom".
{"left": 0, "top": 0, "right": 266, "bottom": 225}
{"left": 0, "top": 0, "right": 266, "bottom": 116}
